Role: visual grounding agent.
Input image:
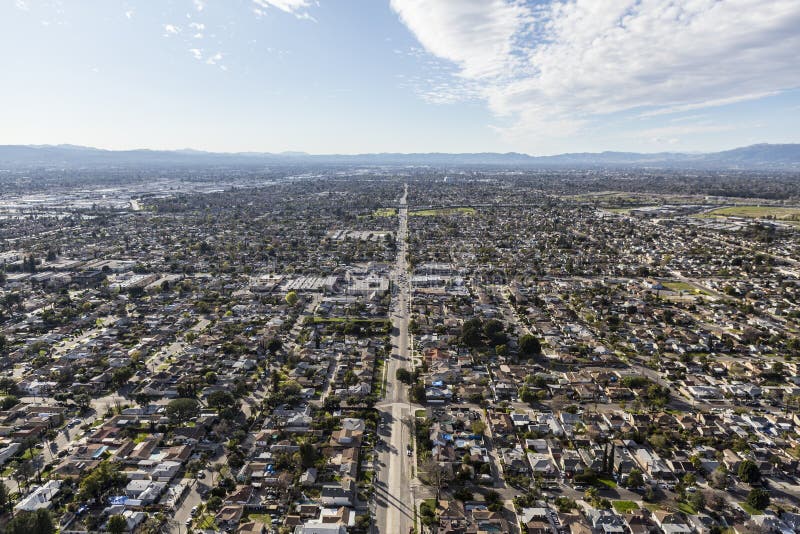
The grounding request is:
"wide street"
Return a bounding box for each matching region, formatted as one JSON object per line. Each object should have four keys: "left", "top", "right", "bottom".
{"left": 374, "top": 185, "right": 415, "bottom": 534}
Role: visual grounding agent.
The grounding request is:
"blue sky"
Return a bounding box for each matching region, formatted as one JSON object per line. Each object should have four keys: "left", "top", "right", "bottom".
{"left": 1, "top": 0, "right": 799, "bottom": 155}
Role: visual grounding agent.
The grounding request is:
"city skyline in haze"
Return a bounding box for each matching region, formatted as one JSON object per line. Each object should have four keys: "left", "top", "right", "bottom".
{"left": 2, "top": 0, "right": 799, "bottom": 155}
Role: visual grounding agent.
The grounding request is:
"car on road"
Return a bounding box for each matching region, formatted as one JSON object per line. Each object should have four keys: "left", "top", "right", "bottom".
{"left": 190, "top": 506, "right": 199, "bottom": 516}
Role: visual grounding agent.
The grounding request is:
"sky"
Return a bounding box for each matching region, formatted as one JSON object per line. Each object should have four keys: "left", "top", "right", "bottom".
{"left": 1, "top": 0, "right": 799, "bottom": 155}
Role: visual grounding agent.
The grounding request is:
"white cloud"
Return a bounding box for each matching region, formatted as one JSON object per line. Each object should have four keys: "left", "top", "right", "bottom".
{"left": 163, "top": 24, "right": 180, "bottom": 35}
{"left": 15, "top": 0, "right": 28, "bottom": 11}
{"left": 193, "top": 0, "right": 205, "bottom": 11}
{"left": 189, "top": 48, "right": 203, "bottom": 60}
{"left": 189, "top": 21, "right": 205, "bottom": 38}
{"left": 638, "top": 92, "right": 781, "bottom": 118}
{"left": 391, "top": 0, "right": 530, "bottom": 80}
{"left": 252, "top": 0, "right": 317, "bottom": 20}
{"left": 391, "top": 0, "right": 800, "bottom": 142}
{"left": 125, "top": 9, "right": 134, "bottom": 19}
{"left": 206, "top": 52, "right": 223, "bottom": 65}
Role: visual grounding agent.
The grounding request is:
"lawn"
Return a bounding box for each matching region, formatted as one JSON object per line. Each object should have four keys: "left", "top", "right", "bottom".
{"left": 409, "top": 207, "right": 476, "bottom": 217}
{"left": 663, "top": 281, "right": 696, "bottom": 292}
{"left": 597, "top": 478, "right": 617, "bottom": 489}
{"left": 612, "top": 501, "right": 639, "bottom": 514}
{"left": 372, "top": 358, "right": 386, "bottom": 398}
{"left": 20, "top": 448, "right": 42, "bottom": 461}
{"left": 677, "top": 502, "right": 698, "bottom": 515}
{"left": 195, "top": 514, "right": 216, "bottom": 529}
{"left": 662, "top": 281, "right": 712, "bottom": 296}
{"left": 415, "top": 409, "right": 427, "bottom": 418}
{"left": 739, "top": 501, "right": 762, "bottom": 515}
{"left": 705, "top": 205, "right": 800, "bottom": 224}
{"left": 245, "top": 513, "right": 273, "bottom": 524}
{"left": 372, "top": 208, "right": 397, "bottom": 217}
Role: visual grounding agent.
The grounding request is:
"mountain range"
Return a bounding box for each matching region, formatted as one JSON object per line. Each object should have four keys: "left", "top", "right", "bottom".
{"left": 0, "top": 143, "right": 798, "bottom": 170}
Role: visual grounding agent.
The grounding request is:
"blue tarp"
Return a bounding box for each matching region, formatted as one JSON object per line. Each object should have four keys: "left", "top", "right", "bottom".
{"left": 108, "top": 496, "right": 128, "bottom": 505}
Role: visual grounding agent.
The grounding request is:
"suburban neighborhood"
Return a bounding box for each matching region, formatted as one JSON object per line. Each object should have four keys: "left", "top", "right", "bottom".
{"left": 1, "top": 170, "right": 800, "bottom": 534}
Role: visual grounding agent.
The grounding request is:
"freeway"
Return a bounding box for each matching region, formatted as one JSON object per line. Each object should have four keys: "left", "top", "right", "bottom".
{"left": 374, "top": 185, "right": 415, "bottom": 534}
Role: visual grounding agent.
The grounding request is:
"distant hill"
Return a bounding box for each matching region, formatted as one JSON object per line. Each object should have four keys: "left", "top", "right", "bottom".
{"left": 0, "top": 143, "right": 798, "bottom": 170}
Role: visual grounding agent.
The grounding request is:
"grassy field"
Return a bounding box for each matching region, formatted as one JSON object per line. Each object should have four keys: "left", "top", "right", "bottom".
{"left": 663, "top": 281, "right": 695, "bottom": 292}
{"left": 372, "top": 208, "right": 397, "bottom": 217}
{"left": 597, "top": 477, "right": 617, "bottom": 489}
{"left": 409, "top": 207, "right": 476, "bottom": 217}
{"left": 662, "top": 281, "right": 712, "bottom": 296}
{"left": 612, "top": 501, "right": 639, "bottom": 514}
{"left": 706, "top": 205, "right": 800, "bottom": 221}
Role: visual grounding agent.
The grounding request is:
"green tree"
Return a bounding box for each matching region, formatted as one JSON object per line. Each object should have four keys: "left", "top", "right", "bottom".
{"left": 79, "top": 461, "right": 126, "bottom": 502}
{"left": 5, "top": 509, "right": 54, "bottom": 534}
{"left": 207, "top": 390, "right": 236, "bottom": 411}
{"left": 165, "top": 398, "right": 200, "bottom": 423}
{"left": 111, "top": 366, "right": 134, "bottom": 389}
{"left": 410, "top": 381, "right": 426, "bottom": 403}
{"left": 299, "top": 443, "right": 317, "bottom": 468}
{"left": 395, "top": 368, "right": 413, "bottom": 384}
{"left": 626, "top": 469, "right": 644, "bottom": 488}
{"left": 354, "top": 514, "right": 372, "bottom": 531}
{"left": 0, "top": 479, "right": 9, "bottom": 514}
{"left": 519, "top": 334, "right": 542, "bottom": 357}
{"left": 483, "top": 319, "right": 507, "bottom": 346}
{"left": 0, "top": 395, "right": 19, "bottom": 410}
{"left": 0, "top": 377, "right": 19, "bottom": 395}
{"left": 74, "top": 393, "right": 91, "bottom": 412}
{"left": 471, "top": 420, "right": 486, "bottom": 435}
{"left": 461, "top": 318, "right": 483, "bottom": 347}
{"left": 267, "top": 337, "right": 282, "bottom": 354}
{"left": 107, "top": 514, "right": 127, "bottom": 534}
{"left": 737, "top": 459, "right": 760, "bottom": 484}
{"left": 687, "top": 490, "right": 705, "bottom": 512}
{"left": 207, "top": 495, "right": 223, "bottom": 511}
{"left": 709, "top": 466, "right": 729, "bottom": 489}
{"left": 285, "top": 291, "right": 299, "bottom": 306}
{"left": 746, "top": 487, "right": 770, "bottom": 511}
